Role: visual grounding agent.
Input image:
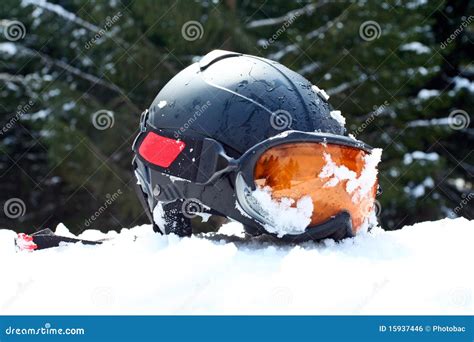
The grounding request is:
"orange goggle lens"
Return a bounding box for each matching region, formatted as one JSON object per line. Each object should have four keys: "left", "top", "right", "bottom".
{"left": 254, "top": 143, "right": 379, "bottom": 232}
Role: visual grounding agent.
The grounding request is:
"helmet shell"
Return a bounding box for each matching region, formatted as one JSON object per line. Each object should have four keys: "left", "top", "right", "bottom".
{"left": 147, "top": 50, "right": 344, "bottom": 155}
{"left": 135, "top": 50, "right": 347, "bottom": 237}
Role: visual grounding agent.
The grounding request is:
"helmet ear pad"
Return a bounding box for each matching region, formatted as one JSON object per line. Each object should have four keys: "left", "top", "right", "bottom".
{"left": 133, "top": 157, "right": 191, "bottom": 237}
{"left": 153, "top": 200, "right": 192, "bottom": 237}
{"left": 155, "top": 201, "right": 232, "bottom": 236}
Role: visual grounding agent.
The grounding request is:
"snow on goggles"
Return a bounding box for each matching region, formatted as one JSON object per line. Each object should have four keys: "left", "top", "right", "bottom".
{"left": 133, "top": 129, "right": 381, "bottom": 238}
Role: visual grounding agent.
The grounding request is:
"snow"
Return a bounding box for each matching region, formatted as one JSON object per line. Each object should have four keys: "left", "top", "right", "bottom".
{"left": 0, "top": 217, "right": 472, "bottom": 314}
{"left": 319, "top": 153, "right": 357, "bottom": 187}
{"left": 195, "top": 212, "right": 212, "bottom": 223}
{"left": 134, "top": 170, "right": 142, "bottom": 185}
{"left": 311, "top": 85, "right": 330, "bottom": 100}
{"left": 217, "top": 222, "right": 245, "bottom": 238}
{"left": 417, "top": 89, "right": 440, "bottom": 100}
{"left": 55, "top": 223, "right": 76, "bottom": 238}
{"left": 403, "top": 151, "right": 439, "bottom": 165}
{"left": 0, "top": 43, "right": 18, "bottom": 55}
{"left": 400, "top": 42, "right": 431, "bottom": 54}
{"left": 21, "top": 0, "right": 100, "bottom": 34}
{"left": 404, "top": 177, "right": 435, "bottom": 198}
{"left": 452, "top": 76, "right": 474, "bottom": 93}
{"left": 329, "top": 110, "right": 346, "bottom": 126}
{"left": 298, "top": 62, "right": 320, "bottom": 76}
{"left": 268, "top": 45, "right": 298, "bottom": 61}
{"left": 169, "top": 175, "right": 190, "bottom": 183}
{"left": 408, "top": 117, "right": 452, "bottom": 128}
{"left": 406, "top": 0, "right": 428, "bottom": 9}
{"left": 22, "top": 109, "right": 51, "bottom": 121}
{"left": 250, "top": 187, "right": 313, "bottom": 237}
{"left": 152, "top": 202, "right": 166, "bottom": 233}
{"left": 62, "top": 101, "right": 76, "bottom": 111}
{"left": 246, "top": 3, "right": 316, "bottom": 29}
{"left": 319, "top": 148, "right": 382, "bottom": 203}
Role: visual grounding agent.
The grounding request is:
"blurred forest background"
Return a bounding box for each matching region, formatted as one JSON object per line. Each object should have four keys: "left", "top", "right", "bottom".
{"left": 1, "top": 0, "right": 473, "bottom": 234}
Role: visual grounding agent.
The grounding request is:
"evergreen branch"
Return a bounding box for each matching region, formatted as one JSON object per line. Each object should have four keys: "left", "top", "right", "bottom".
{"left": 327, "top": 74, "right": 370, "bottom": 96}
{"left": 16, "top": 44, "right": 141, "bottom": 113}
{"left": 22, "top": 0, "right": 129, "bottom": 48}
{"left": 267, "top": 7, "right": 349, "bottom": 61}
{"left": 22, "top": 0, "right": 178, "bottom": 76}
{"left": 0, "top": 72, "right": 36, "bottom": 98}
{"left": 246, "top": 2, "right": 327, "bottom": 29}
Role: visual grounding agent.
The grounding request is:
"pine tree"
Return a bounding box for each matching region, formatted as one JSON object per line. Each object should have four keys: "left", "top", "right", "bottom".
{"left": 1, "top": 0, "right": 472, "bottom": 233}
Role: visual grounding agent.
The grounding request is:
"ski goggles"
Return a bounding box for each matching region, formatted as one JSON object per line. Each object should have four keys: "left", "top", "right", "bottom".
{"left": 133, "top": 128, "right": 380, "bottom": 238}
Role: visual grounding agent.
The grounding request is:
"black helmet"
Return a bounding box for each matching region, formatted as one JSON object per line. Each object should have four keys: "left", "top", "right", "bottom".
{"left": 132, "top": 50, "right": 381, "bottom": 242}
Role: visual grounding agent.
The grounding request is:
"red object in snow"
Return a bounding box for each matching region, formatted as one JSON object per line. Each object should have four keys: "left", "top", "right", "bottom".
{"left": 16, "top": 233, "right": 38, "bottom": 251}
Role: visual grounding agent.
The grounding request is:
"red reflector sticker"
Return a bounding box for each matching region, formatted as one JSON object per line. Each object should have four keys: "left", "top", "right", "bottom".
{"left": 138, "top": 132, "right": 186, "bottom": 168}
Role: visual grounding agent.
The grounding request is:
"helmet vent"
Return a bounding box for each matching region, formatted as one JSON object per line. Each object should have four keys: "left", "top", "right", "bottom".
{"left": 199, "top": 50, "right": 242, "bottom": 71}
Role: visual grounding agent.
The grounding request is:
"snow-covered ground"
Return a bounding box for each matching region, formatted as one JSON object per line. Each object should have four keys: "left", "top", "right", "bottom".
{"left": 0, "top": 218, "right": 472, "bottom": 315}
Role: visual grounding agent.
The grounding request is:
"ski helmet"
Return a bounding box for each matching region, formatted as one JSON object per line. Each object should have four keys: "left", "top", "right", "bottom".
{"left": 132, "top": 50, "right": 381, "bottom": 242}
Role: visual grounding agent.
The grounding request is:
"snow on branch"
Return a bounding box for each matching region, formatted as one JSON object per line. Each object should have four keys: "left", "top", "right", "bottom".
{"left": 0, "top": 73, "right": 26, "bottom": 83}
{"left": 267, "top": 8, "right": 349, "bottom": 61}
{"left": 306, "top": 9, "right": 349, "bottom": 40}
{"left": 21, "top": 0, "right": 128, "bottom": 48}
{"left": 21, "top": 0, "right": 177, "bottom": 76}
{"left": 268, "top": 44, "right": 299, "bottom": 61}
{"left": 297, "top": 62, "right": 320, "bottom": 76}
{"left": 15, "top": 44, "right": 141, "bottom": 113}
{"left": 33, "top": 48, "right": 125, "bottom": 93}
{"left": 22, "top": 0, "right": 100, "bottom": 32}
{"left": 327, "top": 74, "right": 369, "bottom": 96}
{"left": 0, "top": 72, "right": 36, "bottom": 98}
{"left": 246, "top": 2, "right": 326, "bottom": 29}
